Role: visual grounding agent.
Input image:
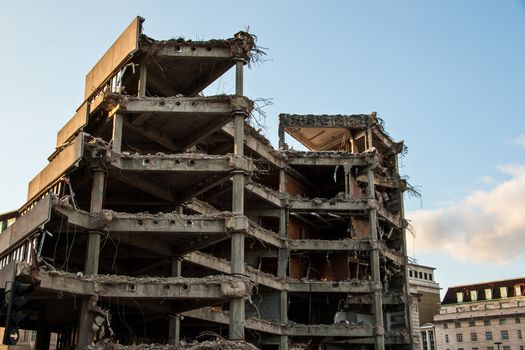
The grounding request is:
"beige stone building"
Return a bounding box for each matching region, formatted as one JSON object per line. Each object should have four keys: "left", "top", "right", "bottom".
{"left": 408, "top": 263, "right": 440, "bottom": 350}
{"left": 434, "top": 278, "right": 525, "bottom": 350}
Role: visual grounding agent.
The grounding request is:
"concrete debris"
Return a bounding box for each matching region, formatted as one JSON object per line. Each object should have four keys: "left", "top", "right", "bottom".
{"left": 42, "top": 267, "right": 254, "bottom": 289}
{"left": 88, "top": 338, "right": 259, "bottom": 350}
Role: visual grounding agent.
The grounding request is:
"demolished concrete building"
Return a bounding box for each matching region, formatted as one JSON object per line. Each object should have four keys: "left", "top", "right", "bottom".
{"left": 0, "top": 17, "right": 412, "bottom": 350}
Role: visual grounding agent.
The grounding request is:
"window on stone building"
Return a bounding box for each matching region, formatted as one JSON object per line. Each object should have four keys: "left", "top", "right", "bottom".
{"left": 515, "top": 317, "right": 521, "bottom": 324}
{"left": 502, "top": 346, "right": 510, "bottom": 350}
{"left": 457, "top": 292, "right": 464, "bottom": 303}
{"left": 520, "top": 346, "right": 524, "bottom": 350}
{"left": 445, "top": 334, "right": 449, "bottom": 343}
{"left": 487, "top": 347, "right": 494, "bottom": 350}
{"left": 444, "top": 323, "right": 448, "bottom": 329}
{"left": 472, "top": 347, "right": 479, "bottom": 350}
{"left": 429, "top": 273, "right": 433, "bottom": 280}
{"left": 499, "top": 318, "right": 506, "bottom": 325}
{"left": 409, "top": 270, "right": 413, "bottom": 277}
{"left": 429, "top": 331, "right": 435, "bottom": 350}
{"left": 484, "top": 319, "right": 490, "bottom": 326}
{"left": 469, "top": 320, "right": 476, "bottom": 327}
{"left": 455, "top": 321, "right": 462, "bottom": 328}
{"left": 457, "top": 333, "right": 463, "bottom": 342}
{"left": 471, "top": 332, "right": 477, "bottom": 341}
{"left": 501, "top": 330, "right": 508, "bottom": 340}
{"left": 424, "top": 272, "right": 428, "bottom": 279}
{"left": 518, "top": 329, "right": 522, "bottom": 339}
{"left": 486, "top": 331, "right": 492, "bottom": 340}
{"left": 485, "top": 288, "right": 492, "bottom": 300}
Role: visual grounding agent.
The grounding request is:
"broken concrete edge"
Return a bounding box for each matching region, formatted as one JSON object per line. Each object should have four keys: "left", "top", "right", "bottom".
{"left": 81, "top": 134, "right": 257, "bottom": 172}
{"left": 279, "top": 113, "right": 404, "bottom": 155}
{"left": 283, "top": 147, "right": 378, "bottom": 160}
{"left": 279, "top": 113, "right": 371, "bottom": 129}
{"left": 87, "top": 337, "right": 260, "bottom": 350}
{"left": 140, "top": 30, "right": 260, "bottom": 63}
{"left": 183, "top": 306, "right": 407, "bottom": 336}
{"left": 53, "top": 198, "right": 248, "bottom": 230}
{"left": 103, "top": 93, "right": 254, "bottom": 114}
{"left": 17, "top": 262, "right": 254, "bottom": 298}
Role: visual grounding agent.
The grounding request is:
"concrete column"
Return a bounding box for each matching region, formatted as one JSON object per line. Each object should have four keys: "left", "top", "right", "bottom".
{"left": 84, "top": 169, "right": 105, "bottom": 275}
{"left": 394, "top": 154, "right": 413, "bottom": 344}
{"left": 111, "top": 112, "right": 123, "bottom": 154}
{"left": 278, "top": 168, "right": 289, "bottom": 277}
{"left": 35, "top": 320, "right": 51, "bottom": 350}
{"left": 230, "top": 58, "right": 245, "bottom": 340}
{"left": 78, "top": 169, "right": 106, "bottom": 349}
{"left": 138, "top": 63, "right": 147, "bottom": 97}
{"left": 278, "top": 126, "right": 285, "bottom": 150}
{"left": 279, "top": 290, "right": 289, "bottom": 350}
{"left": 368, "top": 167, "right": 385, "bottom": 350}
{"left": 169, "top": 258, "right": 182, "bottom": 345}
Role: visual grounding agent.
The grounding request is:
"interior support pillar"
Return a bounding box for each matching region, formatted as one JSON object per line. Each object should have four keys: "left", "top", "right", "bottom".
{"left": 230, "top": 58, "right": 246, "bottom": 340}
{"left": 395, "top": 153, "right": 413, "bottom": 344}
{"left": 368, "top": 166, "right": 385, "bottom": 350}
{"left": 278, "top": 168, "right": 289, "bottom": 277}
{"left": 169, "top": 258, "right": 182, "bottom": 345}
{"left": 111, "top": 112, "right": 124, "bottom": 154}
{"left": 84, "top": 169, "right": 105, "bottom": 275}
{"left": 35, "top": 318, "right": 51, "bottom": 350}
{"left": 138, "top": 63, "right": 148, "bottom": 97}
{"left": 77, "top": 169, "right": 106, "bottom": 350}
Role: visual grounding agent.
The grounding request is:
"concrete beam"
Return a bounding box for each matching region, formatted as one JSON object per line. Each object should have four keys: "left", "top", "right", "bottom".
{"left": 247, "top": 224, "right": 284, "bottom": 248}
{"left": 279, "top": 114, "right": 370, "bottom": 129}
{"left": 288, "top": 199, "right": 369, "bottom": 211}
{"left": 183, "top": 308, "right": 283, "bottom": 335}
{"left": 327, "top": 331, "right": 410, "bottom": 345}
{"left": 111, "top": 95, "right": 253, "bottom": 115}
{"left": 146, "top": 45, "right": 234, "bottom": 60}
{"left": 286, "top": 324, "right": 374, "bottom": 337}
{"left": 111, "top": 154, "right": 253, "bottom": 173}
{"left": 19, "top": 263, "right": 249, "bottom": 300}
{"left": 285, "top": 152, "right": 375, "bottom": 167}
{"left": 357, "top": 174, "right": 405, "bottom": 189}
{"left": 183, "top": 251, "right": 383, "bottom": 294}
{"left": 378, "top": 242, "right": 404, "bottom": 266}
{"left": 287, "top": 280, "right": 377, "bottom": 293}
{"left": 54, "top": 205, "right": 248, "bottom": 234}
{"left": 184, "top": 198, "right": 220, "bottom": 214}
{"left": 288, "top": 239, "right": 370, "bottom": 251}
{"left": 377, "top": 206, "right": 403, "bottom": 228}
{"left": 245, "top": 183, "right": 283, "bottom": 207}
{"left": 183, "top": 251, "right": 283, "bottom": 290}
{"left": 183, "top": 308, "right": 375, "bottom": 337}
{"left": 221, "top": 122, "right": 284, "bottom": 167}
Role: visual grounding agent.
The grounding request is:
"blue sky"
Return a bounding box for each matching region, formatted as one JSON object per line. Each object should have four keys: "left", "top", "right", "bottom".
{"left": 1, "top": 1, "right": 524, "bottom": 295}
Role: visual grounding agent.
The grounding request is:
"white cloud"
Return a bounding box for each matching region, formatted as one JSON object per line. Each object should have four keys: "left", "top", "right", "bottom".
{"left": 408, "top": 165, "right": 525, "bottom": 264}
